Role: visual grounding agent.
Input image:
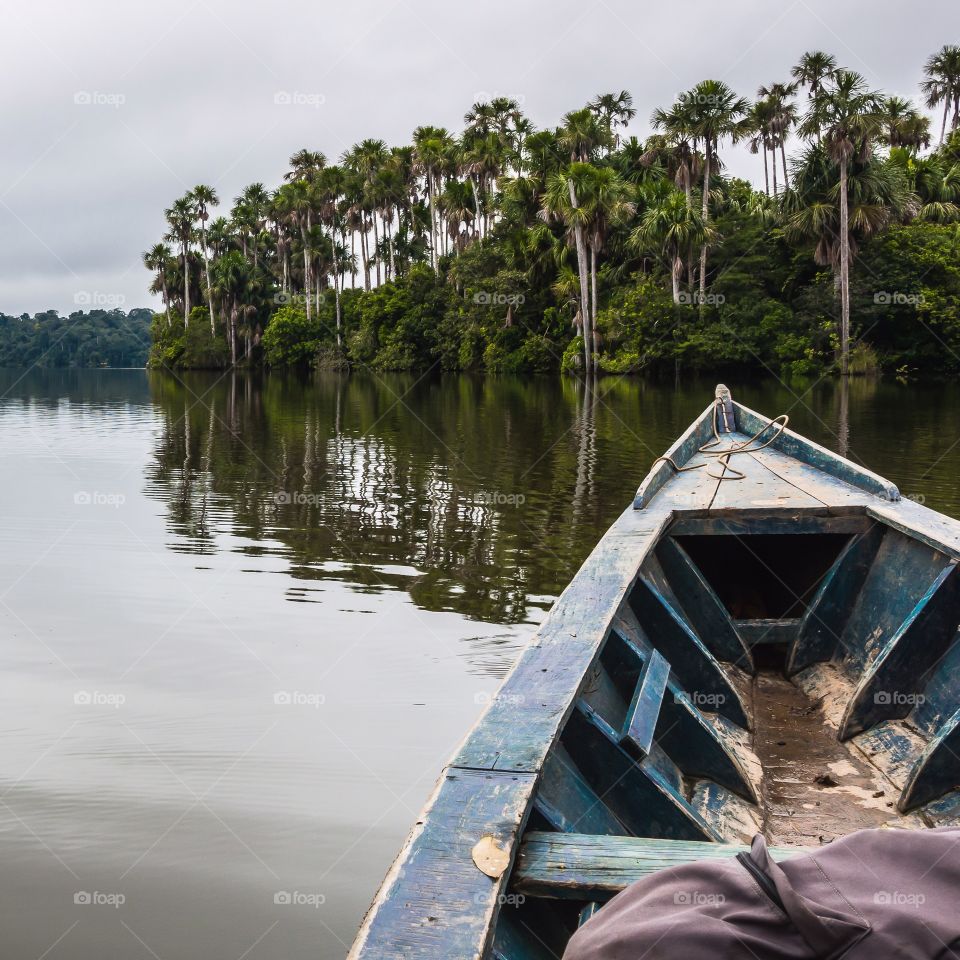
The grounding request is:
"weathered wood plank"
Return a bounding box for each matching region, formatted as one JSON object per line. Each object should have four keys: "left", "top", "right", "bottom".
{"left": 690, "top": 780, "right": 763, "bottom": 844}
{"left": 653, "top": 537, "right": 752, "bottom": 668}
{"left": 566, "top": 704, "right": 720, "bottom": 841}
{"left": 600, "top": 630, "right": 756, "bottom": 801}
{"left": 578, "top": 902, "right": 601, "bottom": 926}
{"left": 628, "top": 578, "right": 749, "bottom": 728}
{"left": 733, "top": 402, "right": 899, "bottom": 502}
{"left": 533, "top": 745, "right": 628, "bottom": 837}
{"left": 348, "top": 768, "right": 535, "bottom": 960}
{"left": 836, "top": 529, "right": 952, "bottom": 675}
{"left": 734, "top": 618, "right": 800, "bottom": 647}
{"left": 669, "top": 514, "right": 872, "bottom": 537}
{"left": 709, "top": 435, "right": 827, "bottom": 514}
{"left": 620, "top": 649, "right": 670, "bottom": 756}
{"left": 788, "top": 524, "right": 886, "bottom": 675}
{"left": 513, "top": 832, "right": 809, "bottom": 901}
{"left": 910, "top": 633, "right": 960, "bottom": 738}
{"left": 840, "top": 561, "right": 960, "bottom": 738}
{"left": 900, "top": 707, "right": 960, "bottom": 811}
{"left": 452, "top": 505, "right": 673, "bottom": 772}
{"left": 869, "top": 499, "right": 960, "bottom": 561}
{"left": 633, "top": 402, "right": 717, "bottom": 509}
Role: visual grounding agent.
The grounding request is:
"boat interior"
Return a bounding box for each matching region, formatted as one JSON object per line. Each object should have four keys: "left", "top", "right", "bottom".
{"left": 492, "top": 511, "right": 960, "bottom": 959}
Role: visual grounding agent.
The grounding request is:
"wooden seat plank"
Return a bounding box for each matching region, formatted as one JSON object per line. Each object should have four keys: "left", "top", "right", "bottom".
{"left": 514, "top": 832, "right": 809, "bottom": 900}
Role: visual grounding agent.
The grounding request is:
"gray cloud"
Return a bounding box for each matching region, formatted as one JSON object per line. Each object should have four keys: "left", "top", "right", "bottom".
{"left": 0, "top": 0, "right": 949, "bottom": 313}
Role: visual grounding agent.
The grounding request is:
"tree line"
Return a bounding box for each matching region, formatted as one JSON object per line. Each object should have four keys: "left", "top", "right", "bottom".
{"left": 0, "top": 309, "right": 152, "bottom": 368}
{"left": 145, "top": 46, "right": 960, "bottom": 379}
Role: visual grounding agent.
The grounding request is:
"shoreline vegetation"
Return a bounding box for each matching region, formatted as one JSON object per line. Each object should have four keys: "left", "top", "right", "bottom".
{"left": 145, "top": 48, "right": 960, "bottom": 381}
{"left": 0, "top": 309, "right": 152, "bottom": 368}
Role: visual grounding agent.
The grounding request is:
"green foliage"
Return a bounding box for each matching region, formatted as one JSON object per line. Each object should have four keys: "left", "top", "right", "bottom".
{"left": 0, "top": 309, "right": 151, "bottom": 367}
{"left": 262, "top": 305, "right": 323, "bottom": 366}
{"left": 150, "top": 307, "right": 229, "bottom": 369}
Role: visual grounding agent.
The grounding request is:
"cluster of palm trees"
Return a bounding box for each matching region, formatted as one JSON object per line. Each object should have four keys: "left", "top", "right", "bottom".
{"left": 145, "top": 45, "right": 960, "bottom": 375}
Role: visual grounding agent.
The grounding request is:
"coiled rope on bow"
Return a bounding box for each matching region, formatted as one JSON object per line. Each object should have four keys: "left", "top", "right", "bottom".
{"left": 653, "top": 401, "right": 789, "bottom": 482}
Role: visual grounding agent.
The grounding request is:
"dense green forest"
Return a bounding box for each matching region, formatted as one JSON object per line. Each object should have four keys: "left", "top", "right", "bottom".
{"left": 0, "top": 309, "right": 152, "bottom": 368}
{"left": 145, "top": 47, "right": 960, "bottom": 379}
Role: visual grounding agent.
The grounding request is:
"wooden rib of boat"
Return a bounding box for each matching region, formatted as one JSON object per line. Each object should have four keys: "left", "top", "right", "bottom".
{"left": 349, "top": 387, "right": 960, "bottom": 960}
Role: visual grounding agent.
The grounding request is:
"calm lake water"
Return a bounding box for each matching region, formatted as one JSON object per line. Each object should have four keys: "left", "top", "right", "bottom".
{"left": 0, "top": 368, "right": 958, "bottom": 959}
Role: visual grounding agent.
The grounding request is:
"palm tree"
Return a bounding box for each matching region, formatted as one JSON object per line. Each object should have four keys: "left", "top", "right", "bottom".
{"left": 277, "top": 180, "right": 315, "bottom": 318}
{"left": 683, "top": 80, "right": 749, "bottom": 305}
{"left": 413, "top": 126, "right": 452, "bottom": 271}
{"left": 588, "top": 91, "right": 636, "bottom": 149}
{"left": 164, "top": 197, "right": 195, "bottom": 323}
{"left": 345, "top": 139, "right": 389, "bottom": 284}
{"left": 737, "top": 99, "right": 776, "bottom": 195}
{"left": 921, "top": 45, "right": 960, "bottom": 144}
{"left": 541, "top": 163, "right": 596, "bottom": 372}
{"left": 798, "top": 72, "right": 887, "bottom": 374}
{"left": 462, "top": 132, "right": 504, "bottom": 236}
{"left": 212, "top": 251, "right": 255, "bottom": 365}
{"left": 285, "top": 149, "right": 326, "bottom": 183}
{"left": 235, "top": 183, "right": 270, "bottom": 267}
{"left": 631, "top": 186, "right": 710, "bottom": 303}
{"left": 143, "top": 243, "right": 174, "bottom": 325}
{"left": 580, "top": 167, "right": 635, "bottom": 333}
{"left": 791, "top": 52, "right": 838, "bottom": 101}
{"left": 649, "top": 101, "right": 699, "bottom": 207}
{"left": 190, "top": 185, "right": 219, "bottom": 334}
{"left": 889, "top": 149, "right": 960, "bottom": 222}
{"left": 881, "top": 97, "right": 931, "bottom": 151}
{"left": 557, "top": 108, "right": 612, "bottom": 162}
{"left": 758, "top": 83, "right": 797, "bottom": 189}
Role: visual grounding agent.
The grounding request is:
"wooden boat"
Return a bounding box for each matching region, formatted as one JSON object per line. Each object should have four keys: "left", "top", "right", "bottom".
{"left": 349, "top": 387, "right": 960, "bottom": 959}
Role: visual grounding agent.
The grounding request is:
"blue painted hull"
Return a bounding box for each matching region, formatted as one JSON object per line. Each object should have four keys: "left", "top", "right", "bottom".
{"left": 349, "top": 396, "right": 960, "bottom": 960}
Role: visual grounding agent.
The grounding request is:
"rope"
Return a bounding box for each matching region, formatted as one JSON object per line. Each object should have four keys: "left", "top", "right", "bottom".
{"left": 652, "top": 402, "right": 789, "bottom": 482}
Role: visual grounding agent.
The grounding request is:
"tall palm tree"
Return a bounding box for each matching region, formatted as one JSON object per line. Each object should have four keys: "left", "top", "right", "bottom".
{"left": 649, "top": 101, "right": 699, "bottom": 207}
{"left": 212, "top": 250, "right": 255, "bottom": 366}
{"left": 143, "top": 243, "right": 174, "bottom": 325}
{"left": 164, "top": 197, "right": 195, "bottom": 323}
{"left": 631, "top": 186, "right": 710, "bottom": 303}
{"left": 541, "top": 163, "right": 596, "bottom": 372}
{"left": 799, "top": 71, "right": 886, "bottom": 375}
{"left": 277, "top": 180, "right": 315, "bottom": 318}
{"left": 235, "top": 183, "right": 270, "bottom": 267}
{"left": 683, "top": 80, "right": 749, "bottom": 304}
{"left": 581, "top": 167, "right": 635, "bottom": 331}
{"left": 345, "top": 139, "right": 389, "bottom": 284}
{"left": 791, "top": 52, "right": 838, "bottom": 101}
{"left": 588, "top": 91, "right": 637, "bottom": 149}
{"left": 758, "top": 83, "right": 797, "bottom": 189}
{"left": 921, "top": 45, "right": 960, "bottom": 145}
{"left": 557, "top": 108, "right": 612, "bottom": 162}
{"left": 413, "top": 126, "right": 452, "bottom": 271}
{"left": 737, "top": 99, "right": 776, "bottom": 195}
{"left": 190, "top": 185, "right": 219, "bottom": 334}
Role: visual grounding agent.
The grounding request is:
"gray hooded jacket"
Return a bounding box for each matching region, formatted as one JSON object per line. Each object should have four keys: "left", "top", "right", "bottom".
{"left": 564, "top": 828, "right": 960, "bottom": 959}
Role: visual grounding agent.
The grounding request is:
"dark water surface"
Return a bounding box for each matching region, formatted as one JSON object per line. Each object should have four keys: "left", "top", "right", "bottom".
{"left": 0, "top": 368, "right": 958, "bottom": 959}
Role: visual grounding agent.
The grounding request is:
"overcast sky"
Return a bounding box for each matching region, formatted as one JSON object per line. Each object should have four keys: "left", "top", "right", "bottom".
{"left": 0, "top": 0, "right": 948, "bottom": 315}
